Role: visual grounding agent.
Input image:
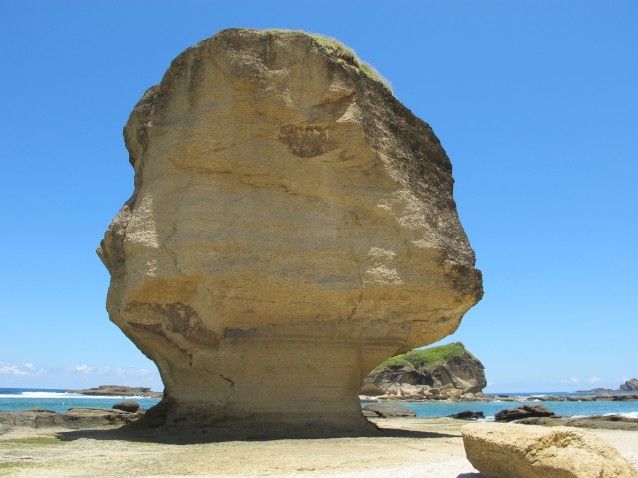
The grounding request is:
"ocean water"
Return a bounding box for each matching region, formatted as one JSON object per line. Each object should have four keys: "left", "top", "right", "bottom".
{"left": 394, "top": 399, "right": 638, "bottom": 420}
{"left": 0, "top": 388, "right": 161, "bottom": 413}
{"left": 1, "top": 388, "right": 637, "bottom": 419}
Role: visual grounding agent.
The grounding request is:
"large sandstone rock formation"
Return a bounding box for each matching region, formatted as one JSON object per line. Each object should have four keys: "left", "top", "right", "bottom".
{"left": 463, "top": 423, "right": 638, "bottom": 478}
{"left": 98, "top": 28, "right": 482, "bottom": 433}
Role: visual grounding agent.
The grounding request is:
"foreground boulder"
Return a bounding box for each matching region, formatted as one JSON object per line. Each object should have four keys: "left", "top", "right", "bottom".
{"left": 463, "top": 423, "right": 638, "bottom": 478}
{"left": 363, "top": 342, "right": 486, "bottom": 398}
{"left": 98, "top": 28, "right": 482, "bottom": 432}
{"left": 495, "top": 404, "right": 554, "bottom": 422}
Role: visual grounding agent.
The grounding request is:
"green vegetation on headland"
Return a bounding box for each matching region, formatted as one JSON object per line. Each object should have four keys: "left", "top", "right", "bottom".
{"left": 261, "top": 29, "right": 392, "bottom": 92}
{"left": 375, "top": 342, "right": 471, "bottom": 370}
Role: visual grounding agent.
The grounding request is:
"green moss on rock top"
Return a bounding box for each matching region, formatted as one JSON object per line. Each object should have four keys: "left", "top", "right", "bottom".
{"left": 261, "top": 29, "right": 392, "bottom": 92}
{"left": 375, "top": 342, "right": 472, "bottom": 370}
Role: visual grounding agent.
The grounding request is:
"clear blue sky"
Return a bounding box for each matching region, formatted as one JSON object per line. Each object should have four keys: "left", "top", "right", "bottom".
{"left": 1, "top": 1, "right": 636, "bottom": 392}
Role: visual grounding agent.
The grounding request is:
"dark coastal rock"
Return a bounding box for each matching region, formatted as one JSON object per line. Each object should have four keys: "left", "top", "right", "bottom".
{"left": 362, "top": 342, "right": 486, "bottom": 399}
{"left": 362, "top": 403, "right": 416, "bottom": 418}
{"left": 517, "top": 414, "right": 638, "bottom": 431}
{"left": 0, "top": 408, "right": 143, "bottom": 429}
{"left": 495, "top": 404, "right": 555, "bottom": 422}
{"left": 448, "top": 410, "right": 484, "bottom": 420}
{"left": 70, "top": 385, "right": 162, "bottom": 398}
{"left": 619, "top": 378, "right": 638, "bottom": 391}
{"left": 112, "top": 401, "right": 140, "bottom": 412}
{"left": 359, "top": 383, "right": 386, "bottom": 396}
{"left": 612, "top": 394, "right": 638, "bottom": 401}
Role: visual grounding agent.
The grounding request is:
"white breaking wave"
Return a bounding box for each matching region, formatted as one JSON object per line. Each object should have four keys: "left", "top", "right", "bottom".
{"left": 478, "top": 416, "right": 495, "bottom": 422}
{"left": 0, "top": 391, "right": 148, "bottom": 399}
{"left": 567, "top": 412, "right": 638, "bottom": 419}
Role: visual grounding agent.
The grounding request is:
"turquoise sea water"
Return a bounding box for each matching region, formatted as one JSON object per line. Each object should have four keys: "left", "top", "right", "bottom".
{"left": 394, "top": 399, "right": 638, "bottom": 419}
{"left": 0, "top": 388, "right": 161, "bottom": 412}
{"left": 1, "top": 388, "right": 637, "bottom": 418}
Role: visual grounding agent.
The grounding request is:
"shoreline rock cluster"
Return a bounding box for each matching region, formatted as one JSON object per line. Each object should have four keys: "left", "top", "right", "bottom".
{"left": 1, "top": 404, "right": 636, "bottom": 433}
{"left": 362, "top": 391, "right": 638, "bottom": 403}
{"left": 0, "top": 407, "right": 143, "bottom": 430}
{"left": 518, "top": 415, "right": 638, "bottom": 431}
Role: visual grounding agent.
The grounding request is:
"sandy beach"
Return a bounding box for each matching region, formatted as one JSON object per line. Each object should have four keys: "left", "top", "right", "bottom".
{"left": 1, "top": 418, "right": 637, "bottom": 477}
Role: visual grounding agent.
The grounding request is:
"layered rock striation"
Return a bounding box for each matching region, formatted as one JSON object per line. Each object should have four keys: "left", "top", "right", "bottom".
{"left": 98, "top": 28, "right": 482, "bottom": 433}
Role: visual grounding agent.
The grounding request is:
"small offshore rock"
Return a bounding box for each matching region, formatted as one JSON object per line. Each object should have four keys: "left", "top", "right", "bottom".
{"left": 463, "top": 423, "right": 638, "bottom": 478}
{"left": 112, "top": 401, "right": 140, "bottom": 413}
{"left": 495, "top": 404, "right": 554, "bottom": 422}
{"left": 448, "top": 410, "right": 484, "bottom": 420}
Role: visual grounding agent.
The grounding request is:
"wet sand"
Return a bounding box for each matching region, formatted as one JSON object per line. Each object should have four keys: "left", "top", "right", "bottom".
{"left": 0, "top": 418, "right": 636, "bottom": 477}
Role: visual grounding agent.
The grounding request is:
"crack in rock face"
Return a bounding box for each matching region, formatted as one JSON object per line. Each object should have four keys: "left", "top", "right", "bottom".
{"left": 97, "top": 28, "right": 483, "bottom": 435}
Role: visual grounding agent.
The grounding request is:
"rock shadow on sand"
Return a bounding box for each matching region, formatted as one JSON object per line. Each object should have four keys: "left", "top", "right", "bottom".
{"left": 55, "top": 419, "right": 458, "bottom": 444}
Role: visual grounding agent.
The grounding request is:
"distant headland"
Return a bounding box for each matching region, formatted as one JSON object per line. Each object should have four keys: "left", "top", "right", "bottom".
{"left": 68, "top": 385, "right": 162, "bottom": 398}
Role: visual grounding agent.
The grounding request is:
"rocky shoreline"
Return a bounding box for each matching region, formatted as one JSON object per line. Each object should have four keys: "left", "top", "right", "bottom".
{"left": 2, "top": 403, "right": 636, "bottom": 433}
{"left": 0, "top": 407, "right": 144, "bottom": 430}
{"left": 517, "top": 415, "right": 638, "bottom": 431}
{"left": 361, "top": 392, "right": 638, "bottom": 403}
{"left": 1, "top": 413, "right": 634, "bottom": 477}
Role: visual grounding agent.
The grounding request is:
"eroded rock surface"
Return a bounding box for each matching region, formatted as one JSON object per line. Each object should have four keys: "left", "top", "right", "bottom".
{"left": 620, "top": 379, "right": 638, "bottom": 391}
{"left": 0, "top": 408, "right": 143, "bottom": 429}
{"left": 362, "top": 342, "right": 486, "bottom": 399}
{"left": 98, "top": 28, "right": 482, "bottom": 433}
{"left": 463, "top": 423, "right": 638, "bottom": 478}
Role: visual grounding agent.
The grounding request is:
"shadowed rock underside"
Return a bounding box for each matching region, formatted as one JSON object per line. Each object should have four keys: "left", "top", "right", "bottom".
{"left": 98, "top": 28, "right": 482, "bottom": 434}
